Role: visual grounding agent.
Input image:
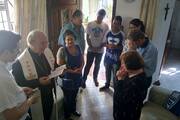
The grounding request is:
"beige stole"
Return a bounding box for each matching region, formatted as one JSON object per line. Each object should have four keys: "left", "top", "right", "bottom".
{"left": 18, "top": 48, "right": 55, "bottom": 80}
{"left": 18, "top": 48, "right": 55, "bottom": 120}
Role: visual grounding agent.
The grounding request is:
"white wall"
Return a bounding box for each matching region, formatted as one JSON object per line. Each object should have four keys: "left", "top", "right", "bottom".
{"left": 151, "top": 0, "right": 175, "bottom": 81}
{"left": 116, "top": 0, "right": 142, "bottom": 18}
{"left": 115, "top": 0, "right": 142, "bottom": 34}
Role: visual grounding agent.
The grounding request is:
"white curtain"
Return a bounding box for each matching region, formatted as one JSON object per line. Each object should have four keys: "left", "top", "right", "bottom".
{"left": 140, "top": 0, "right": 158, "bottom": 40}
{"left": 14, "top": 0, "right": 47, "bottom": 51}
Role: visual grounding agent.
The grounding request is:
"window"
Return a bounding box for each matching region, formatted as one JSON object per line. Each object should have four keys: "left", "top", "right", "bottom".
{"left": 0, "top": 0, "right": 14, "bottom": 31}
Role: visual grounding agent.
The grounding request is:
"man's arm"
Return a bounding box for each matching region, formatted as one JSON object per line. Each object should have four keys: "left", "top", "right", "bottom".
{"left": 86, "top": 34, "right": 92, "bottom": 48}
{"left": 58, "top": 28, "right": 65, "bottom": 46}
{"left": 12, "top": 61, "right": 40, "bottom": 88}
{"left": 141, "top": 46, "right": 158, "bottom": 77}
{"left": 58, "top": 24, "right": 70, "bottom": 46}
{"left": 2, "top": 95, "right": 38, "bottom": 120}
{"left": 86, "top": 23, "right": 93, "bottom": 48}
{"left": 99, "top": 25, "right": 109, "bottom": 48}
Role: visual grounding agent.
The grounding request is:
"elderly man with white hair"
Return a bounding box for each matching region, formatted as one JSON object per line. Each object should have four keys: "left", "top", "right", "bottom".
{"left": 12, "top": 30, "right": 55, "bottom": 120}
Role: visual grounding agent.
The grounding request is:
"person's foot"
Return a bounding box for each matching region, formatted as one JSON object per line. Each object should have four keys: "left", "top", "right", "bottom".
{"left": 72, "top": 111, "right": 81, "bottom": 117}
{"left": 94, "top": 81, "right": 99, "bottom": 87}
{"left": 99, "top": 86, "right": 109, "bottom": 91}
{"left": 65, "top": 115, "right": 73, "bottom": 120}
{"left": 81, "top": 82, "right": 86, "bottom": 89}
{"left": 79, "top": 87, "right": 84, "bottom": 93}
{"left": 65, "top": 117, "right": 73, "bottom": 120}
{"left": 153, "top": 80, "right": 161, "bottom": 86}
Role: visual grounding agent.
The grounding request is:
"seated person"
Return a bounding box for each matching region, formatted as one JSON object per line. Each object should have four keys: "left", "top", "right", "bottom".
{"left": 56, "top": 30, "right": 84, "bottom": 119}
{"left": 0, "top": 30, "right": 38, "bottom": 120}
{"left": 114, "top": 51, "right": 149, "bottom": 120}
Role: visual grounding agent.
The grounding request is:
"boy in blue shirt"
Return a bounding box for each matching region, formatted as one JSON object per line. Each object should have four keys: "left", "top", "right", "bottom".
{"left": 100, "top": 16, "right": 125, "bottom": 91}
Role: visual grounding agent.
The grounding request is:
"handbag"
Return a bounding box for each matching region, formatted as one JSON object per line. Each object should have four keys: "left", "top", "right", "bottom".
{"left": 164, "top": 91, "right": 180, "bottom": 116}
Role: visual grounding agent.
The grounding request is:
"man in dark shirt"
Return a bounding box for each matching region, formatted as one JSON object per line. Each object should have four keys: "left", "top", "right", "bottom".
{"left": 12, "top": 30, "right": 55, "bottom": 120}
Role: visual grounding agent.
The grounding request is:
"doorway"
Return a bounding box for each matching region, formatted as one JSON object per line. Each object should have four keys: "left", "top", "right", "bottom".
{"left": 82, "top": 0, "right": 113, "bottom": 27}
{"left": 82, "top": 0, "right": 114, "bottom": 83}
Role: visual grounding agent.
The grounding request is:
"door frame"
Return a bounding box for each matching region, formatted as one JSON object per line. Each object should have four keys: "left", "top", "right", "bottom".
{"left": 112, "top": 0, "right": 117, "bottom": 19}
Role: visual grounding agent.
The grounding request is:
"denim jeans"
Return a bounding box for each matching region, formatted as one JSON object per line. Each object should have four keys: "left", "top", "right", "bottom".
{"left": 83, "top": 51, "right": 103, "bottom": 83}
{"left": 62, "top": 87, "right": 79, "bottom": 118}
{"left": 104, "top": 63, "right": 119, "bottom": 87}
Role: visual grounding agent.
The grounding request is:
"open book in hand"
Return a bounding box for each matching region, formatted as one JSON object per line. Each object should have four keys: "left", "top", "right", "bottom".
{"left": 49, "top": 65, "right": 67, "bottom": 79}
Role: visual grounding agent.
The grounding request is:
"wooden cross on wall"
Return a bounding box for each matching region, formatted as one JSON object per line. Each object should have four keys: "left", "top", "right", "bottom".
{"left": 164, "top": 3, "right": 170, "bottom": 21}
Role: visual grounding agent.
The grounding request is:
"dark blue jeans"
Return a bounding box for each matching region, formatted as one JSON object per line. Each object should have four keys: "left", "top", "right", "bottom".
{"left": 104, "top": 63, "right": 119, "bottom": 87}
{"left": 83, "top": 51, "right": 103, "bottom": 83}
{"left": 62, "top": 87, "right": 79, "bottom": 118}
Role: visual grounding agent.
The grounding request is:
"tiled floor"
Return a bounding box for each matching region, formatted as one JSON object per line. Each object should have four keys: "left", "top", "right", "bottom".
{"left": 76, "top": 78, "right": 114, "bottom": 120}
{"left": 159, "top": 48, "right": 180, "bottom": 91}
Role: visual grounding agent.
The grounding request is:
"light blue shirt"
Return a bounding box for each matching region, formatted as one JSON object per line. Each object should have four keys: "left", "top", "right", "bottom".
{"left": 137, "top": 40, "right": 158, "bottom": 77}
{"left": 58, "top": 22, "right": 85, "bottom": 53}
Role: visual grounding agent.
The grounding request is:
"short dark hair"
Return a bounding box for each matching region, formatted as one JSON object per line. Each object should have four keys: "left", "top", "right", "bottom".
{"left": 63, "top": 30, "right": 76, "bottom": 41}
{"left": 72, "top": 9, "right": 82, "bottom": 18}
{"left": 0, "top": 30, "right": 21, "bottom": 53}
{"left": 113, "top": 16, "right": 122, "bottom": 24}
{"left": 127, "top": 30, "right": 145, "bottom": 41}
{"left": 97, "top": 9, "right": 106, "bottom": 17}
{"left": 120, "top": 51, "right": 144, "bottom": 70}
{"left": 129, "top": 18, "right": 145, "bottom": 33}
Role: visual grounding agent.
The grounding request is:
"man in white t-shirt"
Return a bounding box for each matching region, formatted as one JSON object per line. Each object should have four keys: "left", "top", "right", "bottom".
{"left": 0, "top": 30, "right": 38, "bottom": 120}
{"left": 82, "top": 9, "right": 109, "bottom": 88}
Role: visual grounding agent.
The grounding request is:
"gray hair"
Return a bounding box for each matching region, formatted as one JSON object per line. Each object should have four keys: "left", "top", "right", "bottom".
{"left": 27, "top": 30, "right": 43, "bottom": 46}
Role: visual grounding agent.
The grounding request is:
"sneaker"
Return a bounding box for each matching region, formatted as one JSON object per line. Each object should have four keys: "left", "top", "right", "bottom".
{"left": 65, "top": 117, "right": 73, "bottom": 120}
{"left": 81, "top": 83, "right": 86, "bottom": 89}
{"left": 99, "top": 86, "right": 109, "bottom": 91}
{"left": 79, "top": 87, "right": 86, "bottom": 93}
{"left": 94, "top": 81, "right": 99, "bottom": 87}
{"left": 153, "top": 80, "right": 161, "bottom": 86}
{"left": 72, "top": 111, "right": 81, "bottom": 117}
{"left": 65, "top": 115, "right": 73, "bottom": 120}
